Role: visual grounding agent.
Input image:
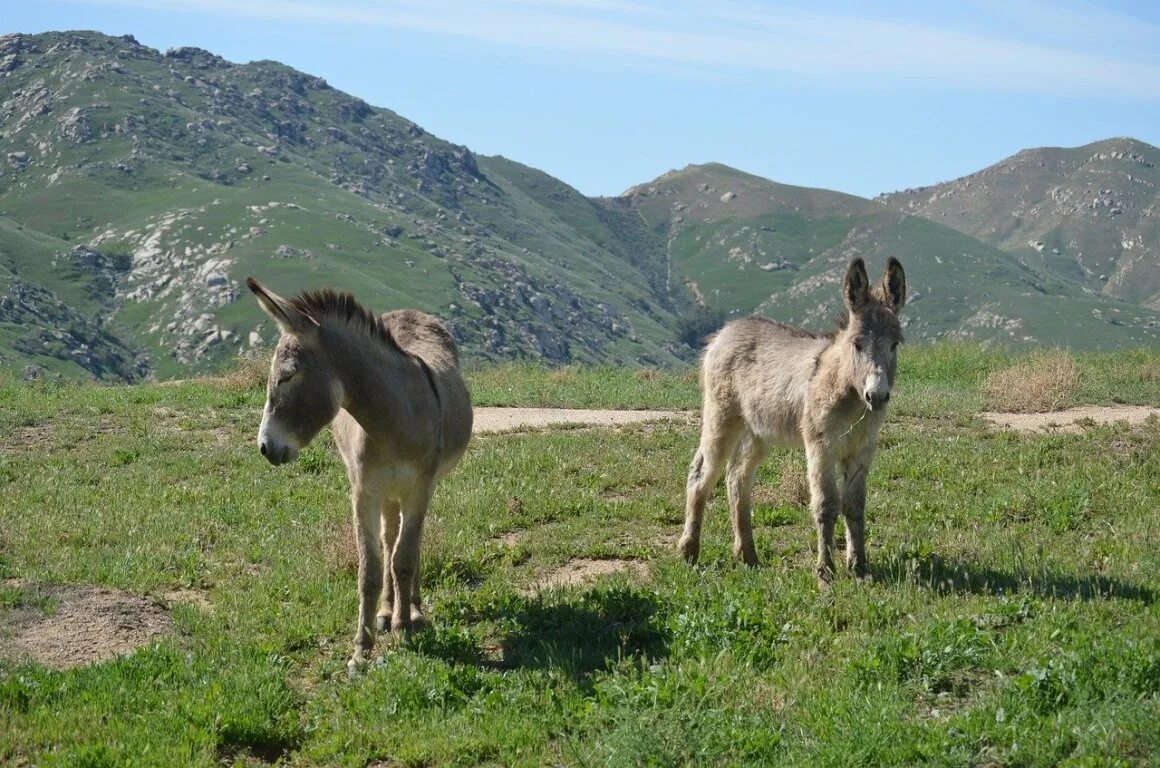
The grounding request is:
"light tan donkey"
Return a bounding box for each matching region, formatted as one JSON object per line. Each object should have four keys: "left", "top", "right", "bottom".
{"left": 247, "top": 278, "right": 472, "bottom": 673}
{"left": 678, "top": 257, "right": 906, "bottom": 588}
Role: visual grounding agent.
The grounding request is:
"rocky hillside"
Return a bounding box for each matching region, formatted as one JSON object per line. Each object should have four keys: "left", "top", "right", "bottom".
{"left": 0, "top": 31, "right": 1157, "bottom": 380}
{"left": 0, "top": 31, "right": 684, "bottom": 379}
{"left": 878, "top": 138, "right": 1160, "bottom": 309}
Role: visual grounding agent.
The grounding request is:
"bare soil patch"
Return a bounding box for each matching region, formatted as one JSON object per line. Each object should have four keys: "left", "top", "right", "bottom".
{"left": 0, "top": 423, "right": 55, "bottom": 453}
{"left": 1, "top": 583, "right": 174, "bottom": 670}
{"left": 981, "top": 405, "right": 1160, "bottom": 434}
{"left": 473, "top": 407, "right": 691, "bottom": 434}
{"left": 525, "top": 557, "right": 648, "bottom": 594}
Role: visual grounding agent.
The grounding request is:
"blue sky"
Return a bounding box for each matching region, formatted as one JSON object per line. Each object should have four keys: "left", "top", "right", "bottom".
{"left": 6, "top": 1, "right": 1159, "bottom": 198}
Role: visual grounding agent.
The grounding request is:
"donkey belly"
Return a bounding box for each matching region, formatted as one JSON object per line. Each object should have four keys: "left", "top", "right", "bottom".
{"left": 747, "top": 406, "right": 806, "bottom": 449}
{"left": 739, "top": 382, "right": 808, "bottom": 449}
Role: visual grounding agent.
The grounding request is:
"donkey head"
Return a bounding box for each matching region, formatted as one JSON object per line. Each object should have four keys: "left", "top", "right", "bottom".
{"left": 838, "top": 257, "right": 907, "bottom": 412}
{"left": 247, "top": 277, "right": 344, "bottom": 466}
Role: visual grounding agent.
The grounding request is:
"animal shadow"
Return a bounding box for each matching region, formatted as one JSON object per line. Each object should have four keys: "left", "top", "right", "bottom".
{"left": 419, "top": 585, "right": 669, "bottom": 688}
{"left": 873, "top": 549, "right": 1154, "bottom": 604}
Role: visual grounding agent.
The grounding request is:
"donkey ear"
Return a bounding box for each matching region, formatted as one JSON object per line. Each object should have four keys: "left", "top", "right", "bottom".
{"left": 246, "top": 277, "right": 319, "bottom": 335}
{"left": 842, "top": 258, "right": 871, "bottom": 313}
{"left": 876, "top": 257, "right": 907, "bottom": 313}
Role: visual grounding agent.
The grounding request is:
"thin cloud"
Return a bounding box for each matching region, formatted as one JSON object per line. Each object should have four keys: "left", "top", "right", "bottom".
{"left": 69, "top": 0, "right": 1160, "bottom": 99}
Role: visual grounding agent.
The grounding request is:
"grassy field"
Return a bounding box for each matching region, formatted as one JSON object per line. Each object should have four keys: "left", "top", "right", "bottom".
{"left": 1, "top": 345, "right": 1158, "bottom": 766}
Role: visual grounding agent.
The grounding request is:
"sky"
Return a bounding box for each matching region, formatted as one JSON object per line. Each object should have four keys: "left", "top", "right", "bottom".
{"left": 5, "top": 1, "right": 1160, "bottom": 199}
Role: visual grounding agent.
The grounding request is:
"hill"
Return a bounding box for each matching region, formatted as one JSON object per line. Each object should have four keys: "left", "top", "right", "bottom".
{"left": 878, "top": 138, "right": 1160, "bottom": 309}
{"left": 0, "top": 31, "right": 685, "bottom": 379}
{"left": 1, "top": 31, "right": 1157, "bottom": 380}
{"left": 617, "top": 162, "right": 1160, "bottom": 347}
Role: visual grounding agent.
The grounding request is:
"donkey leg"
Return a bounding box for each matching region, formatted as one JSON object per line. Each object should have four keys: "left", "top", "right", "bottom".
{"left": 726, "top": 432, "right": 769, "bottom": 567}
{"left": 349, "top": 480, "right": 386, "bottom": 670}
{"left": 410, "top": 547, "right": 425, "bottom": 627}
{"left": 375, "top": 499, "right": 401, "bottom": 633}
{"left": 841, "top": 452, "right": 874, "bottom": 581}
{"left": 805, "top": 442, "right": 840, "bottom": 588}
{"left": 390, "top": 483, "right": 433, "bottom": 635}
{"left": 679, "top": 419, "right": 741, "bottom": 564}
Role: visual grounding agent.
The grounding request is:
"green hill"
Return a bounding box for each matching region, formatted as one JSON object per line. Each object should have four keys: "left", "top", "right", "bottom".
{"left": 617, "top": 163, "right": 1160, "bottom": 346}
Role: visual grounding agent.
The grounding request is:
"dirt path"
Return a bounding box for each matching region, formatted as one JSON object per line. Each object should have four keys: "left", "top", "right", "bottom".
{"left": 981, "top": 405, "right": 1159, "bottom": 434}
{"left": 473, "top": 407, "right": 693, "bottom": 434}
{"left": 474, "top": 404, "right": 1159, "bottom": 435}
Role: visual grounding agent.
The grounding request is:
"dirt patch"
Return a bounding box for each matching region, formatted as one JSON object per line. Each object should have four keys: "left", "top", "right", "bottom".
{"left": 473, "top": 407, "right": 692, "bottom": 434}
{"left": 2, "top": 583, "right": 174, "bottom": 670}
{"left": 0, "top": 423, "right": 56, "bottom": 453}
{"left": 981, "top": 405, "right": 1160, "bottom": 434}
{"left": 525, "top": 557, "right": 648, "bottom": 593}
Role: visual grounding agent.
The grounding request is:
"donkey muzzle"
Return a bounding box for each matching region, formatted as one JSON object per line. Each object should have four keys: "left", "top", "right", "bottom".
{"left": 257, "top": 414, "right": 300, "bottom": 466}
{"left": 862, "top": 372, "right": 891, "bottom": 411}
{"left": 258, "top": 438, "right": 298, "bottom": 466}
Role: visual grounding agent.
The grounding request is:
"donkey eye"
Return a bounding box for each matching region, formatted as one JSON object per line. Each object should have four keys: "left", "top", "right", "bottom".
{"left": 891, "top": 341, "right": 900, "bottom": 352}
{"left": 276, "top": 372, "right": 296, "bottom": 386}
{"left": 853, "top": 340, "right": 864, "bottom": 353}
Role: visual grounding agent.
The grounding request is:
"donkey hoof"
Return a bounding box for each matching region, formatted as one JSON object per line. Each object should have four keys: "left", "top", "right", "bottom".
{"left": 409, "top": 605, "right": 428, "bottom": 630}
{"left": 677, "top": 536, "right": 700, "bottom": 564}
{"left": 375, "top": 614, "right": 389, "bottom": 633}
{"left": 347, "top": 651, "right": 367, "bottom": 678}
{"left": 734, "top": 546, "right": 760, "bottom": 568}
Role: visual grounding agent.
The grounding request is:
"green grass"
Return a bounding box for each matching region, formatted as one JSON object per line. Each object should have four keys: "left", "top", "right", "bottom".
{"left": 1, "top": 345, "right": 1158, "bottom": 766}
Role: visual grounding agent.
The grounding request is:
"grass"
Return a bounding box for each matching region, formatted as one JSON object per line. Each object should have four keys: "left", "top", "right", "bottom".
{"left": 0, "top": 344, "right": 1158, "bottom": 766}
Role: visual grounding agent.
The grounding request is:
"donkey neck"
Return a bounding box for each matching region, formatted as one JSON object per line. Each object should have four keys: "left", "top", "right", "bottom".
{"left": 812, "top": 337, "right": 862, "bottom": 410}
{"left": 318, "top": 322, "right": 432, "bottom": 439}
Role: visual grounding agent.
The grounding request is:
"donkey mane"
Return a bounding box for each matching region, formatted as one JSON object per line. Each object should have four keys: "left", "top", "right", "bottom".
{"left": 288, "top": 288, "right": 403, "bottom": 353}
{"left": 740, "top": 316, "right": 835, "bottom": 341}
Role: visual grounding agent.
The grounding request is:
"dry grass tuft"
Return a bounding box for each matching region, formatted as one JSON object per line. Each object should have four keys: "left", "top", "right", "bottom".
{"left": 982, "top": 350, "right": 1080, "bottom": 413}
{"left": 632, "top": 368, "right": 662, "bottom": 382}
{"left": 322, "top": 517, "right": 359, "bottom": 575}
{"left": 754, "top": 453, "right": 810, "bottom": 509}
{"left": 1130, "top": 361, "right": 1160, "bottom": 383}
{"left": 773, "top": 453, "right": 811, "bottom": 509}
{"left": 548, "top": 367, "right": 577, "bottom": 385}
{"left": 217, "top": 346, "right": 271, "bottom": 393}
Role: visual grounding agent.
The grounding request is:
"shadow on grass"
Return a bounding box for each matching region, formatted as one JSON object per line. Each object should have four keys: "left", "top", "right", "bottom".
{"left": 417, "top": 585, "right": 669, "bottom": 688}
{"left": 873, "top": 549, "right": 1155, "bottom": 604}
{"left": 215, "top": 730, "right": 301, "bottom": 766}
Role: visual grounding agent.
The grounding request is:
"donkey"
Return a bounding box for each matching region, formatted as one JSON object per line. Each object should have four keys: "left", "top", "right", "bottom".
{"left": 678, "top": 257, "right": 906, "bottom": 588}
{"left": 246, "top": 278, "right": 472, "bottom": 672}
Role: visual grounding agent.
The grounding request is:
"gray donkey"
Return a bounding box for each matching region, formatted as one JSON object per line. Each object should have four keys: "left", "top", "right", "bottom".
{"left": 678, "top": 257, "right": 906, "bottom": 587}
{"left": 247, "top": 278, "right": 472, "bottom": 673}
